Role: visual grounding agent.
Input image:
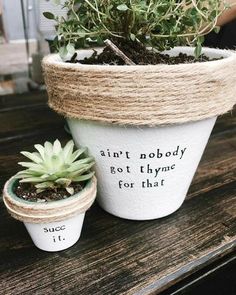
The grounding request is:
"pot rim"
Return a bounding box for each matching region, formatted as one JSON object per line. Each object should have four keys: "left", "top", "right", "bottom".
{"left": 3, "top": 176, "right": 97, "bottom": 223}
{"left": 43, "top": 46, "right": 236, "bottom": 71}
{"left": 42, "top": 46, "right": 236, "bottom": 127}
{"left": 4, "top": 176, "right": 95, "bottom": 206}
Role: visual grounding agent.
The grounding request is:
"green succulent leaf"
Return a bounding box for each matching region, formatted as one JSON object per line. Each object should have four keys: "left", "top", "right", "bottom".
{"left": 20, "top": 152, "right": 42, "bottom": 164}
{"left": 17, "top": 140, "right": 95, "bottom": 195}
{"left": 35, "top": 182, "right": 55, "bottom": 189}
{"left": 67, "top": 157, "right": 94, "bottom": 172}
{"left": 18, "top": 162, "right": 44, "bottom": 172}
{"left": 63, "top": 140, "right": 74, "bottom": 161}
{"left": 70, "top": 147, "right": 88, "bottom": 163}
{"left": 44, "top": 141, "right": 53, "bottom": 155}
{"left": 73, "top": 172, "right": 95, "bottom": 182}
{"left": 65, "top": 187, "right": 74, "bottom": 195}
{"left": 53, "top": 139, "right": 62, "bottom": 155}
{"left": 19, "top": 177, "right": 45, "bottom": 183}
{"left": 34, "top": 144, "right": 45, "bottom": 160}
{"left": 55, "top": 178, "right": 72, "bottom": 186}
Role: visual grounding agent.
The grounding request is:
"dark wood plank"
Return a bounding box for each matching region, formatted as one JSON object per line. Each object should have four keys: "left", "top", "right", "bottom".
{"left": 212, "top": 107, "right": 236, "bottom": 135}
{"left": 0, "top": 91, "right": 47, "bottom": 111}
{"left": 188, "top": 130, "right": 236, "bottom": 199}
{"left": 0, "top": 105, "right": 65, "bottom": 141}
{"left": 160, "top": 253, "right": 236, "bottom": 295}
{"left": 0, "top": 94, "right": 235, "bottom": 295}
{"left": 0, "top": 180, "right": 235, "bottom": 295}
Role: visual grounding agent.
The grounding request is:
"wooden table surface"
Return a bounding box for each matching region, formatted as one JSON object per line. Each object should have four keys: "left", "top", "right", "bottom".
{"left": 0, "top": 92, "right": 235, "bottom": 295}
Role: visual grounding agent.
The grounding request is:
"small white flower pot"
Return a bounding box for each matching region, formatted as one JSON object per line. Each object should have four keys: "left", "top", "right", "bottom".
{"left": 68, "top": 117, "right": 216, "bottom": 220}
{"left": 24, "top": 213, "right": 85, "bottom": 252}
{"left": 3, "top": 176, "right": 97, "bottom": 252}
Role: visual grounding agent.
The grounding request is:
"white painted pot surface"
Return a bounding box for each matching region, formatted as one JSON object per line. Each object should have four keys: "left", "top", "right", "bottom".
{"left": 68, "top": 117, "right": 216, "bottom": 220}
{"left": 24, "top": 213, "right": 85, "bottom": 252}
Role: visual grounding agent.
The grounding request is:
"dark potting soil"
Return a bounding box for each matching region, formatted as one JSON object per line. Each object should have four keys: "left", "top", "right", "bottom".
{"left": 14, "top": 181, "right": 85, "bottom": 203}
{"left": 67, "top": 40, "right": 214, "bottom": 65}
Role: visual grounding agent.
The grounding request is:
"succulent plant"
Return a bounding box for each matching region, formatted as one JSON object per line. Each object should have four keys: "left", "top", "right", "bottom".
{"left": 15, "top": 139, "right": 95, "bottom": 195}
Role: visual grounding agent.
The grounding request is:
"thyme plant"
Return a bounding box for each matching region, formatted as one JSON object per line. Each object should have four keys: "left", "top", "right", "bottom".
{"left": 44, "top": 0, "right": 226, "bottom": 58}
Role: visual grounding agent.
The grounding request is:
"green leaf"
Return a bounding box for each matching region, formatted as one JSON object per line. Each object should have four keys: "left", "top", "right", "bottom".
{"left": 70, "top": 147, "right": 87, "bottom": 163}
{"left": 214, "top": 26, "right": 221, "bottom": 34}
{"left": 55, "top": 178, "right": 72, "bottom": 186}
{"left": 26, "top": 169, "right": 47, "bottom": 176}
{"left": 15, "top": 172, "right": 37, "bottom": 179}
{"left": 19, "top": 177, "right": 45, "bottom": 183}
{"left": 53, "top": 139, "right": 62, "bottom": 155}
{"left": 20, "top": 151, "right": 42, "bottom": 164}
{"left": 35, "top": 182, "right": 55, "bottom": 189}
{"left": 130, "top": 33, "right": 136, "bottom": 41}
{"left": 18, "top": 162, "right": 43, "bottom": 170}
{"left": 67, "top": 158, "right": 95, "bottom": 172}
{"left": 194, "top": 42, "right": 202, "bottom": 59}
{"left": 51, "top": 154, "right": 64, "bottom": 169}
{"left": 43, "top": 12, "right": 55, "bottom": 20}
{"left": 73, "top": 172, "right": 95, "bottom": 182}
{"left": 70, "top": 162, "right": 95, "bottom": 178}
{"left": 63, "top": 140, "right": 74, "bottom": 161}
{"left": 117, "top": 4, "right": 129, "bottom": 11}
{"left": 59, "top": 46, "right": 68, "bottom": 59}
{"left": 34, "top": 144, "right": 45, "bottom": 160}
{"left": 66, "top": 43, "right": 75, "bottom": 55}
{"left": 198, "top": 36, "right": 205, "bottom": 44}
{"left": 44, "top": 141, "right": 53, "bottom": 156}
{"left": 65, "top": 187, "right": 74, "bottom": 195}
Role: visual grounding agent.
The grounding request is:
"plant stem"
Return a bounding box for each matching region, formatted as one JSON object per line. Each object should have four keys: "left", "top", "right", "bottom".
{"left": 104, "top": 39, "right": 136, "bottom": 65}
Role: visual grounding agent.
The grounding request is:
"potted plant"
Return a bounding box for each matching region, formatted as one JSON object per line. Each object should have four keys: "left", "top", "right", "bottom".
{"left": 3, "top": 139, "right": 97, "bottom": 251}
{"left": 42, "top": 1, "right": 236, "bottom": 220}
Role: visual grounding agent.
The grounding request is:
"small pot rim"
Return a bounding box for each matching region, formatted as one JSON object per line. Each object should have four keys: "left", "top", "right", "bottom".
{"left": 5, "top": 176, "right": 94, "bottom": 206}
{"left": 3, "top": 176, "right": 97, "bottom": 223}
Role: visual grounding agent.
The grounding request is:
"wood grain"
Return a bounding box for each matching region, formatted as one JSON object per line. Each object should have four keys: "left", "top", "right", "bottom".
{"left": 0, "top": 92, "right": 235, "bottom": 295}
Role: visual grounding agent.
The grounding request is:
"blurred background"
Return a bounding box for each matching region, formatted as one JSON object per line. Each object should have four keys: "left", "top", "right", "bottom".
{"left": 0, "top": 0, "right": 235, "bottom": 96}
{"left": 0, "top": 0, "right": 67, "bottom": 95}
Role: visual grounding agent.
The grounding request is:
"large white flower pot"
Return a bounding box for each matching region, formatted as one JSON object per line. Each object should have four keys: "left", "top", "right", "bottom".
{"left": 43, "top": 47, "right": 236, "bottom": 220}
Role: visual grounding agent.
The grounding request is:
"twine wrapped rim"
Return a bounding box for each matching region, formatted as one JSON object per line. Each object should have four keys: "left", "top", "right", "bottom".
{"left": 43, "top": 47, "right": 236, "bottom": 126}
{"left": 3, "top": 176, "right": 97, "bottom": 223}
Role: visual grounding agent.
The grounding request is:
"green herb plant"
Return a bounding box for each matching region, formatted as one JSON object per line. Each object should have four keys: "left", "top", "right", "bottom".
{"left": 44, "top": 0, "right": 226, "bottom": 59}
{"left": 16, "top": 139, "right": 95, "bottom": 195}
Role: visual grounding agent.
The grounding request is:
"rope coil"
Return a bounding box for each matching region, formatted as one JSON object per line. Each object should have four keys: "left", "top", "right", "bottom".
{"left": 42, "top": 47, "right": 236, "bottom": 126}
{"left": 3, "top": 176, "right": 97, "bottom": 223}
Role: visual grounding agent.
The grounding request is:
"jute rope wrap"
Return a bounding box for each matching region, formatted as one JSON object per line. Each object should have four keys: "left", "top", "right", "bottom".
{"left": 3, "top": 176, "right": 97, "bottom": 223}
{"left": 43, "top": 47, "right": 236, "bottom": 126}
